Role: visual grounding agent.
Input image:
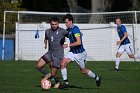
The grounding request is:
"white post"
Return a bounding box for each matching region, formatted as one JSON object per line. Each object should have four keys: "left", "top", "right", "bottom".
{"left": 134, "top": 11, "right": 137, "bottom": 24}
{"left": 134, "top": 11, "right": 138, "bottom": 61}
{"left": 15, "top": 11, "right": 20, "bottom": 60}
{"left": 110, "top": 22, "right": 116, "bottom": 60}
{"left": 2, "top": 11, "right": 6, "bottom": 60}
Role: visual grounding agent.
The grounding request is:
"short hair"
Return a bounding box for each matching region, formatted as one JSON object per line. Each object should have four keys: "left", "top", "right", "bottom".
{"left": 50, "top": 17, "right": 59, "bottom": 23}
{"left": 63, "top": 14, "right": 73, "bottom": 23}
{"left": 116, "top": 17, "right": 122, "bottom": 21}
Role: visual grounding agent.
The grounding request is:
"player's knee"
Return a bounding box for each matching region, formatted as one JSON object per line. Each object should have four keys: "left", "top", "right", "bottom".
{"left": 36, "top": 64, "right": 42, "bottom": 70}
{"left": 81, "top": 68, "right": 88, "bottom": 75}
{"left": 36, "top": 61, "right": 43, "bottom": 69}
{"left": 61, "top": 61, "right": 64, "bottom": 67}
{"left": 61, "top": 60, "right": 66, "bottom": 68}
{"left": 116, "top": 52, "right": 121, "bottom": 58}
{"left": 81, "top": 70, "right": 86, "bottom": 74}
{"left": 129, "top": 54, "right": 134, "bottom": 58}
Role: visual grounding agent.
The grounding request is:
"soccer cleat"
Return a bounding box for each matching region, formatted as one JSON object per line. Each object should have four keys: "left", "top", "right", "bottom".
{"left": 59, "top": 83, "right": 69, "bottom": 89}
{"left": 115, "top": 67, "right": 119, "bottom": 71}
{"left": 96, "top": 77, "right": 101, "bottom": 87}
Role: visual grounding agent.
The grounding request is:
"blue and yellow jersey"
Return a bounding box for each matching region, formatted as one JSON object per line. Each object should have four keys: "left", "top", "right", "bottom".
{"left": 67, "top": 25, "right": 85, "bottom": 54}
{"left": 117, "top": 25, "right": 130, "bottom": 45}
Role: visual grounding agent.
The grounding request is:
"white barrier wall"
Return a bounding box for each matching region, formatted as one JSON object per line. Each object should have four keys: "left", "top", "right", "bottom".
{"left": 15, "top": 23, "right": 140, "bottom": 61}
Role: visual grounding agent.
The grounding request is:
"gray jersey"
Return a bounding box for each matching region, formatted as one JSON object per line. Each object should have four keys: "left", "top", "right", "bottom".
{"left": 45, "top": 27, "right": 68, "bottom": 58}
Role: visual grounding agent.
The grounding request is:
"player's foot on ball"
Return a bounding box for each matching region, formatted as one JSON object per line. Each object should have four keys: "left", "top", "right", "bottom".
{"left": 41, "top": 73, "right": 51, "bottom": 82}
{"left": 59, "top": 83, "right": 69, "bottom": 89}
{"left": 96, "top": 77, "right": 101, "bottom": 87}
{"left": 54, "top": 82, "right": 60, "bottom": 88}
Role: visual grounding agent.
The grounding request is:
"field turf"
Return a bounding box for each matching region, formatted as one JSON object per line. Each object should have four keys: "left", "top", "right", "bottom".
{"left": 0, "top": 61, "right": 140, "bottom": 93}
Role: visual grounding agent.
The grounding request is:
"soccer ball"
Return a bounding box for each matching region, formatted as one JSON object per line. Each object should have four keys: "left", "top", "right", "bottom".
{"left": 41, "top": 80, "right": 51, "bottom": 90}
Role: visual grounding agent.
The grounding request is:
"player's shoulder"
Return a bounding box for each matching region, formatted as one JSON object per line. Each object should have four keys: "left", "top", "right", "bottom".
{"left": 45, "top": 28, "right": 51, "bottom": 31}
{"left": 73, "top": 25, "right": 80, "bottom": 29}
{"left": 120, "top": 24, "right": 127, "bottom": 32}
{"left": 120, "top": 24, "right": 126, "bottom": 28}
{"left": 45, "top": 28, "right": 51, "bottom": 34}
{"left": 58, "top": 27, "right": 66, "bottom": 31}
{"left": 72, "top": 25, "right": 80, "bottom": 33}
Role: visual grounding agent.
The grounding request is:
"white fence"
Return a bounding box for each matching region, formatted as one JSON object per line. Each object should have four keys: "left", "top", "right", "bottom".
{"left": 2, "top": 11, "right": 140, "bottom": 61}
{"left": 15, "top": 22, "right": 140, "bottom": 61}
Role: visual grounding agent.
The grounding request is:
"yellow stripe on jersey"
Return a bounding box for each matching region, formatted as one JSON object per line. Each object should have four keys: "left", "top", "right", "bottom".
{"left": 74, "top": 33, "right": 80, "bottom": 37}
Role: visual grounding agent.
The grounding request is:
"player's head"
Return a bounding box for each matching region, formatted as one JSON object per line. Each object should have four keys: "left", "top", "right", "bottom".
{"left": 50, "top": 17, "right": 59, "bottom": 31}
{"left": 63, "top": 14, "right": 73, "bottom": 28}
{"left": 115, "top": 17, "right": 122, "bottom": 26}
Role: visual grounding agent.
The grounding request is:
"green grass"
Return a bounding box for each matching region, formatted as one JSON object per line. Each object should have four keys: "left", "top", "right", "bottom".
{"left": 0, "top": 61, "right": 140, "bottom": 93}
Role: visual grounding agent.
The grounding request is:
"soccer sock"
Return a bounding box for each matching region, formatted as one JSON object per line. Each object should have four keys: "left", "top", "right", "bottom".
{"left": 61, "top": 68, "right": 69, "bottom": 84}
{"left": 87, "top": 70, "right": 99, "bottom": 81}
{"left": 37, "top": 66, "right": 49, "bottom": 75}
{"left": 115, "top": 57, "right": 120, "bottom": 69}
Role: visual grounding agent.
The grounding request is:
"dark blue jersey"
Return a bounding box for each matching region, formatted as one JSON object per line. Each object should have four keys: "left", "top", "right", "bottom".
{"left": 67, "top": 25, "right": 85, "bottom": 54}
{"left": 117, "top": 25, "right": 130, "bottom": 45}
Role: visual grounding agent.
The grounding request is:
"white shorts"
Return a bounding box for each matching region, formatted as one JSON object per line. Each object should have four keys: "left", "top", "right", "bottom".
{"left": 64, "top": 51, "right": 87, "bottom": 68}
{"left": 117, "top": 43, "right": 133, "bottom": 55}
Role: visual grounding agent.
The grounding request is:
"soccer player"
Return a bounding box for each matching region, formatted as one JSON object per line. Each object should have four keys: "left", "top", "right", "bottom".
{"left": 115, "top": 18, "right": 140, "bottom": 70}
{"left": 36, "top": 17, "right": 68, "bottom": 87}
{"left": 60, "top": 14, "right": 101, "bottom": 89}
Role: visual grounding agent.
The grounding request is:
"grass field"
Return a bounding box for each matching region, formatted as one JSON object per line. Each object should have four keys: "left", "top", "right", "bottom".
{"left": 0, "top": 61, "right": 140, "bottom": 93}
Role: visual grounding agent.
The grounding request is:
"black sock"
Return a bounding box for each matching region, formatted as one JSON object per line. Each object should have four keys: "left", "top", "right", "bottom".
{"left": 64, "top": 79, "right": 69, "bottom": 84}
{"left": 37, "top": 67, "right": 49, "bottom": 75}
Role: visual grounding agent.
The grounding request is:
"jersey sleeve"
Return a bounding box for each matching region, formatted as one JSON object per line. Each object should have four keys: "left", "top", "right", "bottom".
{"left": 62, "top": 28, "right": 68, "bottom": 35}
{"left": 121, "top": 25, "right": 127, "bottom": 33}
{"left": 73, "top": 26, "right": 81, "bottom": 37}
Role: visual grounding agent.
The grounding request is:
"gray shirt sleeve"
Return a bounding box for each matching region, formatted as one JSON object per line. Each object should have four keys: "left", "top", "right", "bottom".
{"left": 45, "top": 29, "right": 49, "bottom": 40}
{"left": 62, "top": 28, "right": 68, "bottom": 35}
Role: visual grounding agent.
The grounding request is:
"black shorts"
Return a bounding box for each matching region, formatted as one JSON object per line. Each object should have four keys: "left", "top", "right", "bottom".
{"left": 41, "top": 51, "right": 62, "bottom": 68}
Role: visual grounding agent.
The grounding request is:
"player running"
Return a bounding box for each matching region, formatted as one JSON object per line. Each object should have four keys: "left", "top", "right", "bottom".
{"left": 36, "top": 17, "right": 68, "bottom": 88}
{"left": 60, "top": 14, "right": 101, "bottom": 89}
{"left": 115, "top": 18, "right": 140, "bottom": 70}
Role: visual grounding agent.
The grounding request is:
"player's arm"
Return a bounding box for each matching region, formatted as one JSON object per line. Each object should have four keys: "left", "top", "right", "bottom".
{"left": 44, "top": 30, "right": 48, "bottom": 49}
{"left": 69, "top": 34, "right": 81, "bottom": 47}
{"left": 117, "top": 26, "right": 128, "bottom": 45}
{"left": 117, "top": 32, "right": 128, "bottom": 45}
{"left": 69, "top": 27, "right": 81, "bottom": 47}
{"left": 63, "top": 33, "right": 81, "bottom": 48}
{"left": 44, "top": 39, "right": 48, "bottom": 49}
{"left": 120, "top": 32, "right": 128, "bottom": 42}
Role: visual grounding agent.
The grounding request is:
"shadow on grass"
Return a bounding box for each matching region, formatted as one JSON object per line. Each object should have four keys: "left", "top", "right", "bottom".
{"left": 35, "top": 85, "right": 98, "bottom": 90}
{"left": 68, "top": 85, "right": 98, "bottom": 89}
{"left": 109, "top": 68, "right": 129, "bottom": 71}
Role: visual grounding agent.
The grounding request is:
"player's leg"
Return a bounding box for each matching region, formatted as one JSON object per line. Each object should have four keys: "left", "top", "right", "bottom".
{"left": 129, "top": 54, "right": 140, "bottom": 59}
{"left": 36, "top": 52, "right": 52, "bottom": 78}
{"left": 36, "top": 58, "right": 50, "bottom": 76}
{"left": 51, "top": 67, "right": 60, "bottom": 88}
{"left": 61, "top": 58, "right": 71, "bottom": 84}
{"left": 60, "top": 52, "right": 74, "bottom": 89}
{"left": 115, "top": 45, "right": 125, "bottom": 70}
{"left": 80, "top": 67, "right": 101, "bottom": 87}
{"left": 51, "top": 57, "right": 62, "bottom": 88}
{"left": 75, "top": 51, "right": 101, "bottom": 87}
{"left": 125, "top": 44, "right": 140, "bottom": 59}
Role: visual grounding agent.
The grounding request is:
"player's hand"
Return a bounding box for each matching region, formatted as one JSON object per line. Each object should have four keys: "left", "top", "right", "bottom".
{"left": 62, "top": 44, "right": 68, "bottom": 48}
{"left": 117, "top": 41, "right": 121, "bottom": 45}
